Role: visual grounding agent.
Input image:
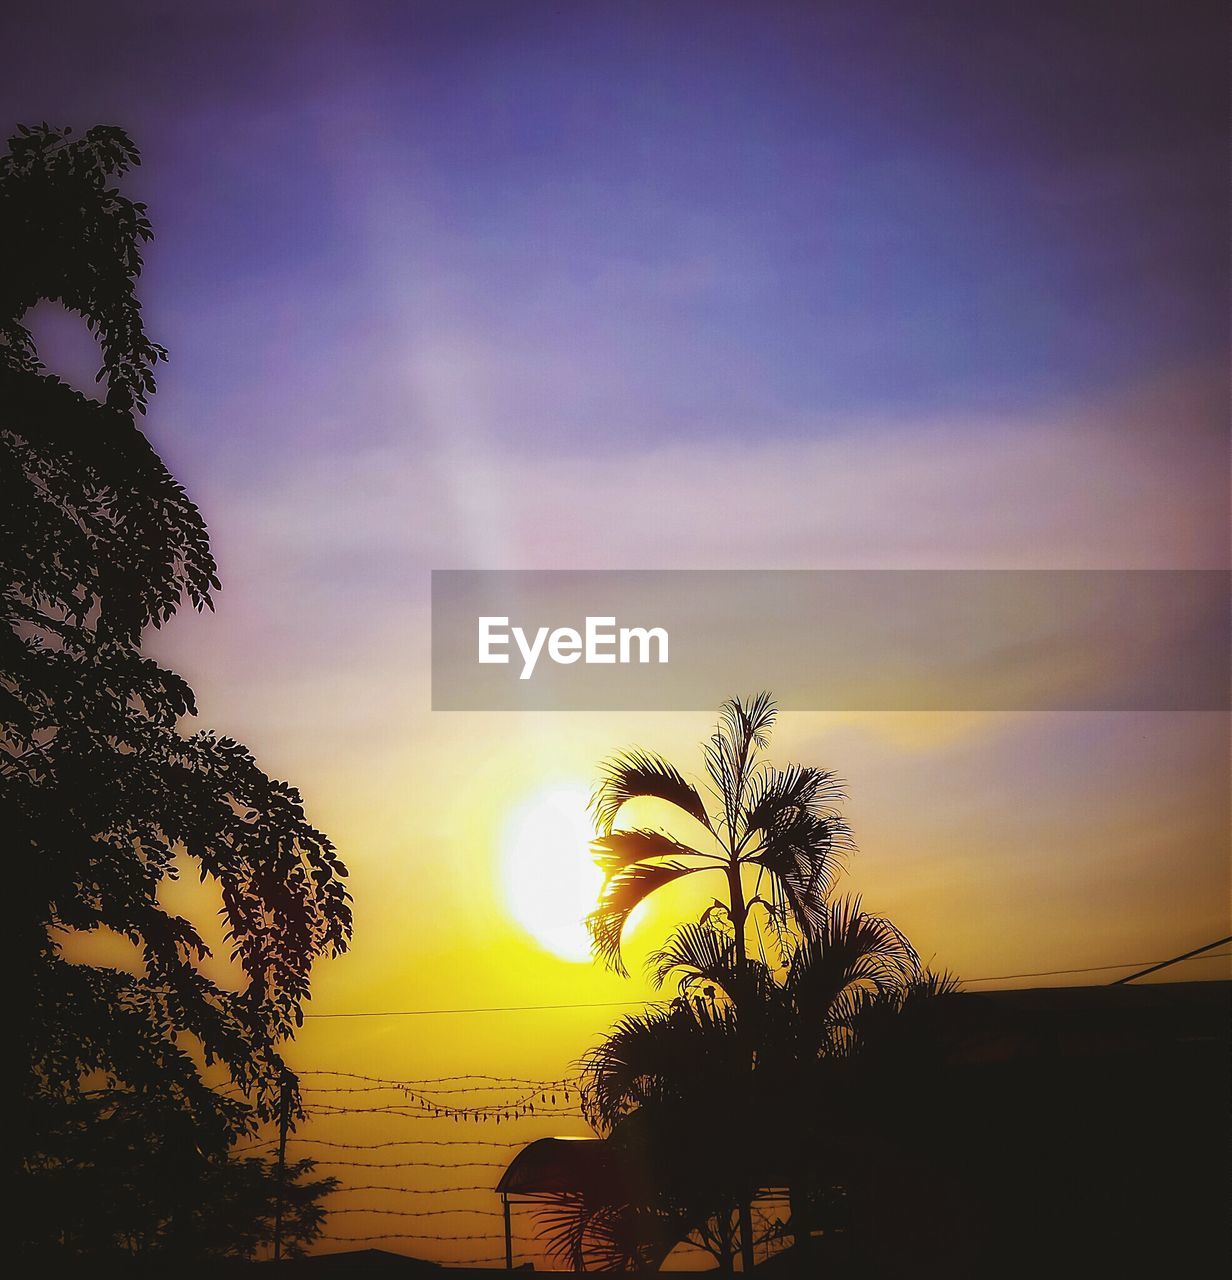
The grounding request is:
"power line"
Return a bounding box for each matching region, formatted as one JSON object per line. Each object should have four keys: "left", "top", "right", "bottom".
{"left": 962, "top": 953, "right": 1230, "bottom": 983}
{"left": 315, "top": 1229, "right": 503, "bottom": 1242}
{"left": 305, "top": 1100, "right": 576, "bottom": 1109}
{"left": 277, "top": 1139, "right": 529, "bottom": 1150}
{"left": 324, "top": 1185, "right": 501, "bottom": 1195}
{"left": 298, "top": 1071, "right": 576, "bottom": 1085}
{"left": 304, "top": 999, "right": 647, "bottom": 1019}
{"left": 295, "top": 1104, "right": 578, "bottom": 1118}
{"left": 311, "top": 1159, "right": 507, "bottom": 1169}
{"left": 1112, "top": 936, "right": 1232, "bottom": 985}
{"left": 295, "top": 950, "right": 1231, "bottom": 1019}
{"left": 325, "top": 1207, "right": 505, "bottom": 1218}
{"left": 301, "top": 1082, "right": 577, "bottom": 1094}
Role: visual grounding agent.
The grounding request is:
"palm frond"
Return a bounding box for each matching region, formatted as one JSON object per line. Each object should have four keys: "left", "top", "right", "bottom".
{"left": 744, "top": 763, "right": 847, "bottom": 834}
{"left": 591, "top": 748, "right": 713, "bottom": 836}
{"left": 907, "top": 967, "right": 962, "bottom": 999}
{"left": 744, "top": 765, "right": 854, "bottom": 933}
{"left": 587, "top": 861, "right": 700, "bottom": 976}
{"left": 580, "top": 999, "right": 743, "bottom": 1130}
{"left": 646, "top": 921, "right": 739, "bottom": 995}
{"left": 785, "top": 895, "right": 920, "bottom": 1032}
{"left": 579, "top": 1005, "right": 679, "bottom": 1128}
{"left": 591, "top": 828, "right": 711, "bottom": 877}
{"left": 748, "top": 890, "right": 794, "bottom": 971}
{"left": 728, "top": 691, "right": 779, "bottom": 751}
{"left": 748, "top": 822, "right": 850, "bottom": 935}
{"left": 702, "top": 693, "right": 777, "bottom": 835}
{"left": 533, "top": 1193, "right": 592, "bottom": 1271}
{"left": 534, "top": 1193, "right": 690, "bottom": 1272}
{"left": 828, "top": 966, "right": 961, "bottom": 1060}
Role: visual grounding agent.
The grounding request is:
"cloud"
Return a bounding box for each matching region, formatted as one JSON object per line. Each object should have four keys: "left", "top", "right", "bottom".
{"left": 198, "top": 362, "right": 1226, "bottom": 591}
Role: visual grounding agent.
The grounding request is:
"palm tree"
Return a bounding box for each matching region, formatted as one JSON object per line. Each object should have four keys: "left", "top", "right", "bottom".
{"left": 569, "top": 997, "right": 756, "bottom": 1271}
{"left": 588, "top": 692, "right": 853, "bottom": 984}
{"left": 560, "top": 902, "right": 954, "bottom": 1269}
{"left": 650, "top": 899, "right": 954, "bottom": 1259}
{"left": 586, "top": 693, "right": 852, "bottom": 1270}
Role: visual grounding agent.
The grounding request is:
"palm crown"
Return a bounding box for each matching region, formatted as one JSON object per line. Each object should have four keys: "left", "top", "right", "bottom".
{"left": 587, "top": 693, "right": 853, "bottom": 977}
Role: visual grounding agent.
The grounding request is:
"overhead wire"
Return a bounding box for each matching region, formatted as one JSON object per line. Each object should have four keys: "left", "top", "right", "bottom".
{"left": 297, "top": 949, "right": 1231, "bottom": 1018}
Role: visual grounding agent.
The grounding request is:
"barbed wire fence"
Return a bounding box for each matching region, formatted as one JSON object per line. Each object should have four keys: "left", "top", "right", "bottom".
{"left": 231, "top": 1070, "right": 591, "bottom": 1267}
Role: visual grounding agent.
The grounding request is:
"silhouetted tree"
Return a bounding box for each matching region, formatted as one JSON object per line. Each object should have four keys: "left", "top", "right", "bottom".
{"left": 556, "top": 997, "right": 754, "bottom": 1271}
{"left": 22, "top": 1089, "right": 336, "bottom": 1260}
{"left": 589, "top": 694, "right": 852, "bottom": 980}
{"left": 587, "top": 692, "right": 852, "bottom": 1268}
{"left": 556, "top": 905, "right": 954, "bottom": 1270}
{"left": 647, "top": 904, "right": 956, "bottom": 1260}
{"left": 1, "top": 124, "right": 351, "bottom": 1253}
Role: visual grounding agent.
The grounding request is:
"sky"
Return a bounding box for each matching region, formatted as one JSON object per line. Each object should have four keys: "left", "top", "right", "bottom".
{"left": 5, "top": 0, "right": 1230, "bottom": 1264}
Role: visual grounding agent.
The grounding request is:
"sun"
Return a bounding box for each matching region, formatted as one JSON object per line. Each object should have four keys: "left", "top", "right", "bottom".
{"left": 500, "top": 784, "right": 603, "bottom": 963}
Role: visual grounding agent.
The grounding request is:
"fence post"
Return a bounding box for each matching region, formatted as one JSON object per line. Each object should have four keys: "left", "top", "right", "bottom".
{"left": 273, "top": 1068, "right": 291, "bottom": 1262}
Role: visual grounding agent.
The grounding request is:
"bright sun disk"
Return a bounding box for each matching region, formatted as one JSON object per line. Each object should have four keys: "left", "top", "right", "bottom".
{"left": 500, "top": 784, "right": 603, "bottom": 963}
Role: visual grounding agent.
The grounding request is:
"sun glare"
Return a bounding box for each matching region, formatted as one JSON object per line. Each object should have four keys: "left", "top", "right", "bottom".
{"left": 500, "top": 784, "right": 603, "bottom": 963}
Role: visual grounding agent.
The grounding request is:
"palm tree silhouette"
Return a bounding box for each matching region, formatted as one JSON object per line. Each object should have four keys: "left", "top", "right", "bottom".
{"left": 588, "top": 693, "right": 852, "bottom": 982}
{"left": 586, "top": 693, "right": 853, "bottom": 1270}
{"left": 554, "top": 904, "right": 954, "bottom": 1269}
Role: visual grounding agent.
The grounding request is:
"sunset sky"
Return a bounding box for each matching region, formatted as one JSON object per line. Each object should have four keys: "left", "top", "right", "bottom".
{"left": 6, "top": 0, "right": 1229, "bottom": 1263}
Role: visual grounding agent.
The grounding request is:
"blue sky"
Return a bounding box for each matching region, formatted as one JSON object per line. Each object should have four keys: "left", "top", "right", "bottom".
{"left": 6, "top": 0, "right": 1228, "bottom": 460}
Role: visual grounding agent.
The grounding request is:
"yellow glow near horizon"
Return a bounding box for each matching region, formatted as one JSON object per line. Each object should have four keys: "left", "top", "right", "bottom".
{"left": 500, "top": 783, "right": 604, "bottom": 962}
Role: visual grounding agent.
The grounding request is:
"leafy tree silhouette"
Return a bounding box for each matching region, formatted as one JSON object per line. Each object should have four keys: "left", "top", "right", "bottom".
{"left": 24, "top": 1088, "right": 337, "bottom": 1259}
{"left": 1, "top": 124, "right": 351, "bottom": 1257}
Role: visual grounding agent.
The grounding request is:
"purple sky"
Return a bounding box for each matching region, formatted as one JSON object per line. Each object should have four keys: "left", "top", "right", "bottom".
{"left": 6, "top": 1, "right": 1228, "bottom": 452}
{"left": 7, "top": 0, "right": 1230, "bottom": 1112}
